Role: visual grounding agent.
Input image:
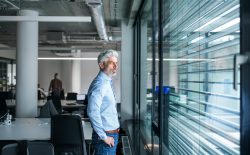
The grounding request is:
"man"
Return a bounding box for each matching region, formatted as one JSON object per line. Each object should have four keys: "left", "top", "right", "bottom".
{"left": 87, "top": 49, "right": 119, "bottom": 155}
{"left": 48, "top": 73, "right": 63, "bottom": 113}
{"left": 48, "top": 73, "right": 62, "bottom": 97}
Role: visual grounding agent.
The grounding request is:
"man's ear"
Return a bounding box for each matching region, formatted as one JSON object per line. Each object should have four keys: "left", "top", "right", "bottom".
{"left": 99, "top": 63, "right": 104, "bottom": 69}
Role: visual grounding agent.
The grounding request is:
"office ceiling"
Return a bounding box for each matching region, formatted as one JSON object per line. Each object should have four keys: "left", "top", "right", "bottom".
{"left": 0, "top": 0, "right": 138, "bottom": 55}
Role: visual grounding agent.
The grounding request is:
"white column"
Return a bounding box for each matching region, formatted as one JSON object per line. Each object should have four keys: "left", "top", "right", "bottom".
{"left": 16, "top": 10, "right": 38, "bottom": 117}
{"left": 72, "top": 49, "right": 81, "bottom": 93}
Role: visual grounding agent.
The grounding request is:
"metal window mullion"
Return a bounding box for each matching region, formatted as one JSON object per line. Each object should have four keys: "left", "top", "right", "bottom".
{"left": 240, "top": 0, "right": 250, "bottom": 154}
{"left": 151, "top": 0, "right": 157, "bottom": 154}
{"left": 158, "top": 0, "right": 164, "bottom": 155}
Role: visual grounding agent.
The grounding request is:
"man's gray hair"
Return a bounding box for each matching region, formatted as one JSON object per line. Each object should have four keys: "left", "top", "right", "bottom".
{"left": 97, "top": 49, "right": 118, "bottom": 63}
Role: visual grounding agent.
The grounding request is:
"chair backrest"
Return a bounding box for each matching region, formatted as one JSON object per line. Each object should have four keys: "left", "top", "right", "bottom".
{"left": 1, "top": 141, "right": 54, "bottom": 155}
{"left": 60, "top": 90, "right": 65, "bottom": 100}
{"left": 27, "top": 141, "right": 54, "bottom": 155}
{"left": 1, "top": 143, "right": 19, "bottom": 155}
{"left": 66, "top": 92, "right": 77, "bottom": 100}
{"left": 51, "top": 115, "right": 87, "bottom": 155}
{"left": 39, "top": 100, "right": 58, "bottom": 118}
{"left": 51, "top": 96, "right": 62, "bottom": 113}
{"left": 0, "top": 98, "right": 8, "bottom": 119}
{"left": 83, "top": 97, "right": 88, "bottom": 118}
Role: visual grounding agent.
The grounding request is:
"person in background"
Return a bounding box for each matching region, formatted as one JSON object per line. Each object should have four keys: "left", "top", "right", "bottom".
{"left": 48, "top": 73, "right": 62, "bottom": 98}
{"left": 87, "top": 49, "right": 119, "bottom": 155}
{"left": 48, "top": 73, "right": 63, "bottom": 113}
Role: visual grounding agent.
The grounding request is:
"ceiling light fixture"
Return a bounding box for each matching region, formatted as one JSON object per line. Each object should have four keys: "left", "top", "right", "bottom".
{"left": 38, "top": 57, "right": 97, "bottom": 60}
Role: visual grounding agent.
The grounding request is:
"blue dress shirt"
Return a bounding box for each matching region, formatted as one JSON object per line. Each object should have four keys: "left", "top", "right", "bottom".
{"left": 87, "top": 71, "right": 120, "bottom": 140}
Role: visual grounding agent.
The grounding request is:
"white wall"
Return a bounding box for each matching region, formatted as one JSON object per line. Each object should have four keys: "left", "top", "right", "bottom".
{"left": 38, "top": 60, "right": 63, "bottom": 92}
{"left": 61, "top": 60, "right": 72, "bottom": 93}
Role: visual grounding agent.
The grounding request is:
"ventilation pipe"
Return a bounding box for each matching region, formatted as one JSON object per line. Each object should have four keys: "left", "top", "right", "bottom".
{"left": 86, "top": 0, "right": 108, "bottom": 41}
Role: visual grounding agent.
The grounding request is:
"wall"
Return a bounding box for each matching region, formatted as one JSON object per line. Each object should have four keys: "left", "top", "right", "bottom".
{"left": 38, "top": 60, "right": 63, "bottom": 92}
{"left": 61, "top": 60, "right": 72, "bottom": 93}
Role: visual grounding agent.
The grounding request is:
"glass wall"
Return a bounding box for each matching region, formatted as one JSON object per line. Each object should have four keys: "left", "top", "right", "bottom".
{"left": 132, "top": 0, "right": 243, "bottom": 155}
{"left": 162, "top": 0, "right": 240, "bottom": 154}
{"left": 132, "top": 0, "right": 155, "bottom": 154}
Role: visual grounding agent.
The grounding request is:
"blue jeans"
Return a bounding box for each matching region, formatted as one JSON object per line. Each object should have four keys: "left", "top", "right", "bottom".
{"left": 92, "top": 131, "right": 119, "bottom": 155}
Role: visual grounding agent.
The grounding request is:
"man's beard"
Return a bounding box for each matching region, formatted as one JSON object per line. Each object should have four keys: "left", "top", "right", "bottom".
{"left": 101, "top": 68, "right": 117, "bottom": 77}
{"left": 108, "top": 70, "right": 117, "bottom": 77}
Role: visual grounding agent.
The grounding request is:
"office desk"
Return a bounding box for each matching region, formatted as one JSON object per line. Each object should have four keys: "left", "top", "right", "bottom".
{"left": 6, "top": 100, "right": 47, "bottom": 108}
{"left": 61, "top": 100, "right": 86, "bottom": 109}
{"left": 6, "top": 100, "right": 85, "bottom": 109}
{"left": 0, "top": 118, "right": 50, "bottom": 140}
{"left": 0, "top": 118, "right": 92, "bottom": 141}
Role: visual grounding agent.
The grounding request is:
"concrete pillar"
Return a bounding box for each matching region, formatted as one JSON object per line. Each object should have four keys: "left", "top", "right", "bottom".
{"left": 72, "top": 49, "right": 81, "bottom": 93}
{"left": 16, "top": 10, "right": 38, "bottom": 117}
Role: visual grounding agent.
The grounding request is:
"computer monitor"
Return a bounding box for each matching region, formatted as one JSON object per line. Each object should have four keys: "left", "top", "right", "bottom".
{"left": 76, "top": 94, "right": 85, "bottom": 101}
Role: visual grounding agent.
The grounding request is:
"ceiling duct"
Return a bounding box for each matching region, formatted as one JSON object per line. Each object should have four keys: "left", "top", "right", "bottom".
{"left": 0, "top": 0, "right": 19, "bottom": 10}
{"left": 86, "top": 0, "right": 108, "bottom": 41}
{"left": 53, "top": 50, "right": 73, "bottom": 57}
{"left": 47, "top": 32, "right": 66, "bottom": 44}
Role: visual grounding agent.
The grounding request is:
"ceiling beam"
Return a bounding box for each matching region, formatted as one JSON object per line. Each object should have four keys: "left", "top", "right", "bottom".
{"left": 0, "top": 16, "right": 91, "bottom": 22}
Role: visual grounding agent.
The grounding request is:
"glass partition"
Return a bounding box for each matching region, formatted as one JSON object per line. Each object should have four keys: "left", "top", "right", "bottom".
{"left": 162, "top": 0, "right": 240, "bottom": 154}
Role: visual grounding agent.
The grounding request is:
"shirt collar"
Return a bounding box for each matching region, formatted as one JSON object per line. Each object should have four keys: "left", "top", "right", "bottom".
{"left": 98, "top": 71, "right": 112, "bottom": 81}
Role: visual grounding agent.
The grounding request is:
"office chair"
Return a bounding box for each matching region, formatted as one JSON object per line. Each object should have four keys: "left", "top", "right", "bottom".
{"left": 0, "top": 91, "right": 12, "bottom": 116}
{"left": 39, "top": 100, "right": 58, "bottom": 118}
{"left": 60, "top": 89, "right": 65, "bottom": 100}
{"left": 51, "top": 96, "right": 62, "bottom": 113}
{"left": 1, "top": 141, "right": 28, "bottom": 155}
{"left": 27, "top": 141, "right": 54, "bottom": 155}
{"left": 83, "top": 97, "right": 88, "bottom": 118}
{"left": 66, "top": 92, "right": 77, "bottom": 100}
{"left": 1, "top": 141, "right": 54, "bottom": 155}
{"left": 0, "top": 91, "right": 13, "bottom": 100}
{"left": 51, "top": 115, "right": 87, "bottom": 155}
{"left": 1, "top": 143, "right": 19, "bottom": 155}
{"left": 0, "top": 98, "right": 8, "bottom": 120}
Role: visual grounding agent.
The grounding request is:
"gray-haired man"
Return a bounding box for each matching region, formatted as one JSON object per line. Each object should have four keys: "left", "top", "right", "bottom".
{"left": 87, "top": 49, "right": 120, "bottom": 155}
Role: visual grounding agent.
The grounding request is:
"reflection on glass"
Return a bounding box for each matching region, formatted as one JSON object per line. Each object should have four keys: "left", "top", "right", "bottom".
{"left": 163, "top": 0, "right": 240, "bottom": 154}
